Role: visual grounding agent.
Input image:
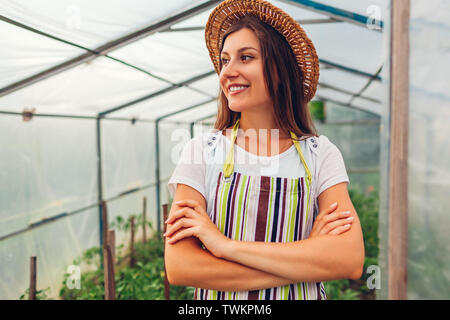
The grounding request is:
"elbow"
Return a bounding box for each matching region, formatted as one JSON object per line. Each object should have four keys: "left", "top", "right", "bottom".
{"left": 348, "top": 250, "right": 365, "bottom": 280}
{"left": 348, "top": 264, "right": 364, "bottom": 280}
{"left": 165, "top": 261, "right": 189, "bottom": 287}
{"left": 164, "top": 246, "right": 184, "bottom": 286}
{"left": 164, "top": 240, "right": 199, "bottom": 287}
{"left": 165, "top": 262, "right": 180, "bottom": 286}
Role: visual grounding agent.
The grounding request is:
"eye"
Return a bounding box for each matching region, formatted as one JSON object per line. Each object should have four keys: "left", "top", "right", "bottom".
{"left": 220, "top": 55, "right": 253, "bottom": 65}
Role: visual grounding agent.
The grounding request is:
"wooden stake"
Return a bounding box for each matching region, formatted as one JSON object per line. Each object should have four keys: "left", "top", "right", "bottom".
{"left": 389, "top": 0, "right": 409, "bottom": 300}
{"left": 101, "top": 200, "right": 109, "bottom": 250}
{"left": 108, "top": 229, "right": 116, "bottom": 265}
{"left": 162, "top": 204, "right": 170, "bottom": 300}
{"left": 130, "top": 216, "right": 135, "bottom": 268}
{"left": 103, "top": 243, "right": 116, "bottom": 300}
{"left": 29, "top": 256, "right": 36, "bottom": 300}
{"left": 143, "top": 197, "right": 147, "bottom": 243}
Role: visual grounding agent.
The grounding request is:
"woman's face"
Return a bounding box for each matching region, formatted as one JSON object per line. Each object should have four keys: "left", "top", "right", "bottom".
{"left": 219, "top": 28, "right": 272, "bottom": 113}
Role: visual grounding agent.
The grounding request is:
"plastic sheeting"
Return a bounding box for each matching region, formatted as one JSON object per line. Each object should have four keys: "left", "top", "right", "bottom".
{"left": 376, "top": 0, "right": 450, "bottom": 300}
{"left": 315, "top": 103, "right": 380, "bottom": 195}
{"left": 406, "top": 0, "right": 450, "bottom": 299}
{"left": 0, "top": 0, "right": 388, "bottom": 299}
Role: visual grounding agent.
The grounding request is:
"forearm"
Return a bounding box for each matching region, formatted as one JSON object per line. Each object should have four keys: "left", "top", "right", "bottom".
{"left": 164, "top": 238, "right": 295, "bottom": 291}
{"left": 222, "top": 233, "right": 365, "bottom": 282}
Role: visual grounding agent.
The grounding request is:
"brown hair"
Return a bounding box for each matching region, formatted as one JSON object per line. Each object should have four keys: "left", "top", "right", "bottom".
{"left": 213, "top": 15, "right": 318, "bottom": 141}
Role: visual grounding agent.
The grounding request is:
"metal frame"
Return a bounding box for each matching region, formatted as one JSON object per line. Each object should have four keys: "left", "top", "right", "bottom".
{"left": 154, "top": 99, "right": 216, "bottom": 232}
{"left": 283, "top": 0, "right": 383, "bottom": 31}
{"left": 160, "top": 17, "right": 343, "bottom": 32}
{"left": 0, "top": 0, "right": 386, "bottom": 263}
{"left": 0, "top": 0, "right": 221, "bottom": 97}
{"left": 98, "top": 71, "right": 215, "bottom": 117}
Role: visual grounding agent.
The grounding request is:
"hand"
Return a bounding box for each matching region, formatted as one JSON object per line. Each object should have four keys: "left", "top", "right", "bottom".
{"left": 164, "top": 199, "right": 232, "bottom": 258}
{"left": 309, "top": 202, "right": 354, "bottom": 238}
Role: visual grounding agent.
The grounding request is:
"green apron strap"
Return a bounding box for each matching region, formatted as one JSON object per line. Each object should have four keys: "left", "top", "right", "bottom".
{"left": 223, "top": 118, "right": 240, "bottom": 178}
{"left": 290, "top": 131, "right": 312, "bottom": 185}
{"left": 223, "top": 119, "right": 312, "bottom": 187}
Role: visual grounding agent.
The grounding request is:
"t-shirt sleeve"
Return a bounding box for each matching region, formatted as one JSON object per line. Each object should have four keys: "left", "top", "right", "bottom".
{"left": 167, "top": 136, "right": 206, "bottom": 200}
{"left": 315, "top": 135, "right": 350, "bottom": 197}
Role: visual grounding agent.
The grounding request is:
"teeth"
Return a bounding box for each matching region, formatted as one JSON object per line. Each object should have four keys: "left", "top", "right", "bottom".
{"left": 229, "top": 86, "right": 248, "bottom": 92}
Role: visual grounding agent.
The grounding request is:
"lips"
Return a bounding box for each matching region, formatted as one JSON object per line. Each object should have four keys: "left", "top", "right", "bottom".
{"left": 228, "top": 84, "right": 250, "bottom": 95}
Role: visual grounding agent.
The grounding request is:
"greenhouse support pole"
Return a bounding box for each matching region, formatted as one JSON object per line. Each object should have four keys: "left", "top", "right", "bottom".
{"left": 388, "top": 0, "right": 409, "bottom": 300}
{"left": 96, "top": 117, "right": 105, "bottom": 266}
{"left": 155, "top": 120, "right": 162, "bottom": 233}
{"left": 154, "top": 99, "right": 216, "bottom": 233}
{"left": 190, "top": 122, "right": 194, "bottom": 139}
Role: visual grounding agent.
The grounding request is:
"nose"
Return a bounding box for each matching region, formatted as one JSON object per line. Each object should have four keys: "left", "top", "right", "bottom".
{"left": 220, "top": 58, "right": 240, "bottom": 80}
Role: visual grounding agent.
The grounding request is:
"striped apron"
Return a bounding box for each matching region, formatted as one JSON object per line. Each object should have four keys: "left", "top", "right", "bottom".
{"left": 194, "top": 119, "right": 326, "bottom": 300}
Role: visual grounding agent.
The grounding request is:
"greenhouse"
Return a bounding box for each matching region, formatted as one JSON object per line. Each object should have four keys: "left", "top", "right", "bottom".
{"left": 0, "top": 0, "right": 448, "bottom": 300}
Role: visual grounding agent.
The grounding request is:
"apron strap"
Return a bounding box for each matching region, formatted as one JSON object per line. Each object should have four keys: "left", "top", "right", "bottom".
{"left": 223, "top": 119, "right": 240, "bottom": 178}
{"left": 223, "top": 119, "right": 312, "bottom": 186}
{"left": 290, "top": 131, "right": 312, "bottom": 185}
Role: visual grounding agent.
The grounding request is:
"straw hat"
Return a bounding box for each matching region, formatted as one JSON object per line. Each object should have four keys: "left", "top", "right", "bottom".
{"left": 205, "top": 0, "right": 320, "bottom": 102}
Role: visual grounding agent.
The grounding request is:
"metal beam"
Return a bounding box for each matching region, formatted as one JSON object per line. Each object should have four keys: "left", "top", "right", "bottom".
{"left": 0, "top": 13, "right": 217, "bottom": 103}
{"left": 98, "top": 70, "right": 215, "bottom": 117}
{"left": 318, "top": 81, "right": 381, "bottom": 104}
{"left": 0, "top": 181, "right": 163, "bottom": 243}
{"left": 189, "top": 111, "right": 218, "bottom": 137}
{"left": 160, "top": 17, "right": 343, "bottom": 32}
{"left": 0, "top": 0, "right": 221, "bottom": 97}
{"left": 153, "top": 99, "right": 216, "bottom": 232}
{"left": 284, "top": 0, "right": 383, "bottom": 31}
{"left": 96, "top": 117, "right": 104, "bottom": 265}
{"left": 0, "top": 110, "right": 210, "bottom": 127}
{"left": 348, "top": 66, "right": 383, "bottom": 105}
{"left": 320, "top": 58, "right": 382, "bottom": 81}
{"left": 314, "top": 95, "right": 380, "bottom": 117}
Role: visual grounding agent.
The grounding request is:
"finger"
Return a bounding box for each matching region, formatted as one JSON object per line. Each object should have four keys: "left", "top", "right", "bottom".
{"left": 315, "top": 202, "right": 339, "bottom": 221}
{"left": 328, "top": 224, "right": 352, "bottom": 236}
{"left": 175, "top": 200, "right": 207, "bottom": 215}
{"left": 320, "top": 216, "right": 354, "bottom": 235}
{"left": 312, "top": 203, "right": 339, "bottom": 233}
{"left": 322, "top": 211, "right": 352, "bottom": 224}
{"left": 165, "top": 217, "right": 195, "bottom": 238}
{"left": 314, "top": 209, "right": 351, "bottom": 235}
{"left": 166, "top": 207, "right": 196, "bottom": 224}
{"left": 167, "top": 227, "right": 197, "bottom": 244}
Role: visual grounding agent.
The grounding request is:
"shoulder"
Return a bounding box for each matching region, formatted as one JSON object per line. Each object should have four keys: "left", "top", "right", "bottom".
{"left": 184, "top": 129, "right": 222, "bottom": 160}
{"left": 305, "top": 135, "right": 341, "bottom": 156}
{"left": 305, "top": 135, "right": 345, "bottom": 170}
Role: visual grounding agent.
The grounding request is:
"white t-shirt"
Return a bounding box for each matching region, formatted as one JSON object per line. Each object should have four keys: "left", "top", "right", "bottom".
{"left": 167, "top": 129, "right": 349, "bottom": 216}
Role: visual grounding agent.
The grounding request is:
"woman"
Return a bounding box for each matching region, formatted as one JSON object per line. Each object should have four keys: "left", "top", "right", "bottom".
{"left": 164, "top": 0, "right": 364, "bottom": 300}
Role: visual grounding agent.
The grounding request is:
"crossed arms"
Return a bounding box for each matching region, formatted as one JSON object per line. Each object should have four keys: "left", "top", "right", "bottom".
{"left": 164, "top": 182, "right": 365, "bottom": 291}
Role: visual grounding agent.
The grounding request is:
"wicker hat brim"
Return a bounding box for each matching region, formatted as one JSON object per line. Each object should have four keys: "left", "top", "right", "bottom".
{"left": 205, "top": 0, "right": 320, "bottom": 102}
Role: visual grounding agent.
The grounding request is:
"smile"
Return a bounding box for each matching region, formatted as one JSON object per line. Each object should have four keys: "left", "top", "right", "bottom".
{"left": 229, "top": 85, "right": 249, "bottom": 95}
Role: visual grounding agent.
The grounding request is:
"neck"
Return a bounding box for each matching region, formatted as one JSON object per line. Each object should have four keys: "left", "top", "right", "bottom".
{"left": 238, "top": 111, "right": 290, "bottom": 140}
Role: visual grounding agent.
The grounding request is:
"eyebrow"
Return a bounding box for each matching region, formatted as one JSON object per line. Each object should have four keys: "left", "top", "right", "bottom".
{"left": 221, "top": 46, "right": 258, "bottom": 55}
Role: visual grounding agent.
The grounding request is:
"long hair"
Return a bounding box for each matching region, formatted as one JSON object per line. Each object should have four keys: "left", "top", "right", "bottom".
{"left": 213, "top": 15, "right": 318, "bottom": 140}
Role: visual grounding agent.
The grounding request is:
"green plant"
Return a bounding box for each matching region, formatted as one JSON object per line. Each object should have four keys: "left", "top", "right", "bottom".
{"left": 59, "top": 213, "right": 194, "bottom": 300}
{"left": 309, "top": 100, "right": 326, "bottom": 122}
{"left": 19, "top": 287, "right": 52, "bottom": 300}
{"left": 324, "top": 188, "right": 379, "bottom": 300}
{"left": 324, "top": 280, "right": 359, "bottom": 300}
